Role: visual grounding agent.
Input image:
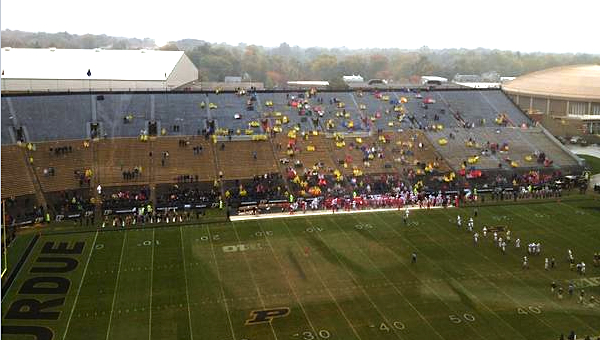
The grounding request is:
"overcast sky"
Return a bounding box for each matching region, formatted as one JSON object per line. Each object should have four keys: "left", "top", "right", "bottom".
{"left": 2, "top": 0, "right": 599, "bottom": 54}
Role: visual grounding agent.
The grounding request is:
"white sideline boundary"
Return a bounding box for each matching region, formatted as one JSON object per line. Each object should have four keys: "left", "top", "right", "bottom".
{"left": 230, "top": 205, "right": 451, "bottom": 221}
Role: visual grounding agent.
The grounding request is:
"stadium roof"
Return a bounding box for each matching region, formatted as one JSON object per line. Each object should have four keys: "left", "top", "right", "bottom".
{"left": 502, "top": 64, "right": 600, "bottom": 101}
{"left": 0, "top": 48, "right": 186, "bottom": 81}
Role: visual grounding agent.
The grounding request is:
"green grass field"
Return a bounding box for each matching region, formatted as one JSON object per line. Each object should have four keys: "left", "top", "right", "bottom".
{"left": 578, "top": 154, "right": 600, "bottom": 175}
{"left": 2, "top": 197, "right": 600, "bottom": 340}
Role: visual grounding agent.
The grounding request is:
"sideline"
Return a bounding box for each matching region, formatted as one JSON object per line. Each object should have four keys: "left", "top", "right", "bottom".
{"left": 1, "top": 234, "right": 40, "bottom": 301}
{"left": 230, "top": 205, "right": 447, "bottom": 221}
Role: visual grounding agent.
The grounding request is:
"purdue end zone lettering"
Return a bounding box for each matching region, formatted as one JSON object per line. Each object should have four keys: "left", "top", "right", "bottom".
{"left": 245, "top": 307, "right": 291, "bottom": 325}
{"left": 2, "top": 241, "right": 86, "bottom": 340}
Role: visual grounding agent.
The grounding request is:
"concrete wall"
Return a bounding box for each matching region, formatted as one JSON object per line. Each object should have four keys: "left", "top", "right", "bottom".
{"left": 1, "top": 78, "right": 170, "bottom": 92}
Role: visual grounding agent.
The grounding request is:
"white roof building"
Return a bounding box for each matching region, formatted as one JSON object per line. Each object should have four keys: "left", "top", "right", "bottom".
{"left": 1, "top": 48, "right": 198, "bottom": 92}
{"left": 286, "top": 80, "right": 330, "bottom": 88}
{"left": 343, "top": 75, "right": 364, "bottom": 83}
{"left": 420, "top": 76, "right": 448, "bottom": 85}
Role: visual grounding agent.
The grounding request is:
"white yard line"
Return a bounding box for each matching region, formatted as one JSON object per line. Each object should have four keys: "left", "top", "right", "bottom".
{"left": 496, "top": 206, "right": 599, "bottom": 335}
{"left": 303, "top": 218, "right": 406, "bottom": 340}
{"left": 255, "top": 219, "right": 318, "bottom": 336}
{"left": 62, "top": 231, "right": 99, "bottom": 340}
{"left": 332, "top": 214, "right": 448, "bottom": 340}
{"left": 279, "top": 218, "right": 363, "bottom": 340}
{"left": 229, "top": 223, "right": 280, "bottom": 340}
{"left": 230, "top": 205, "right": 448, "bottom": 221}
{"left": 377, "top": 211, "right": 540, "bottom": 339}
{"left": 105, "top": 231, "right": 127, "bottom": 340}
{"left": 206, "top": 225, "right": 237, "bottom": 340}
{"left": 179, "top": 227, "right": 194, "bottom": 340}
{"left": 148, "top": 228, "right": 155, "bottom": 340}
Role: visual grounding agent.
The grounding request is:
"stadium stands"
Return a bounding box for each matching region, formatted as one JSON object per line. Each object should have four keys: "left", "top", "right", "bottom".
{"left": 152, "top": 136, "right": 216, "bottom": 182}
{"left": 0, "top": 89, "right": 583, "bottom": 218}
{"left": 96, "top": 138, "right": 151, "bottom": 185}
{"left": 30, "top": 140, "right": 94, "bottom": 192}
{"left": 427, "top": 126, "right": 579, "bottom": 172}
{"left": 0, "top": 145, "right": 36, "bottom": 198}
{"left": 214, "top": 140, "right": 279, "bottom": 180}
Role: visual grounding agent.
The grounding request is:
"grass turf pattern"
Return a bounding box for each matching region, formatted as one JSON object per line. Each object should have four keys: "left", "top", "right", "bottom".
{"left": 2, "top": 198, "right": 600, "bottom": 340}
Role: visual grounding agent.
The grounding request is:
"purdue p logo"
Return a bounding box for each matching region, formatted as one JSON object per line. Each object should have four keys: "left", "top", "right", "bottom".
{"left": 245, "top": 307, "right": 290, "bottom": 325}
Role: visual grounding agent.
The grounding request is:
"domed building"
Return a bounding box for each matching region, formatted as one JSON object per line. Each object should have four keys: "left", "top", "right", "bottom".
{"left": 502, "top": 64, "right": 600, "bottom": 137}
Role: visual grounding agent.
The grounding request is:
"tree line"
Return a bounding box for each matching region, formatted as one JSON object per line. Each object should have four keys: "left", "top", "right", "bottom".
{"left": 3, "top": 30, "right": 600, "bottom": 87}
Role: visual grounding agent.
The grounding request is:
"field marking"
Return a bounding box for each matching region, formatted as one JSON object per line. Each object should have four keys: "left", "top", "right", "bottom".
{"left": 421, "top": 209, "right": 564, "bottom": 337}
{"left": 368, "top": 212, "right": 527, "bottom": 340}
{"left": 533, "top": 202, "right": 600, "bottom": 248}
{"left": 179, "top": 227, "right": 194, "bottom": 340}
{"left": 105, "top": 231, "right": 127, "bottom": 340}
{"left": 303, "top": 217, "right": 408, "bottom": 340}
{"left": 206, "top": 225, "right": 237, "bottom": 340}
{"left": 420, "top": 210, "right": 559, "bottom": 337}
{"left": 494, "top": 205, "right": 599, "bottom": 335}
{"left": 149, "top": 228, "right": 155, "bottom": 340}
{"left": 62, "top": 231, "right": 99, "bottom": 340}
{"left": 229, "top": 222, "right": 280, "bottom": 340}
{"left": 254, "top": 219, "right": 319, "bottom": 337}
{"left": 278, "top": 218, "right": 363, "bottom": 340}
{"left": 334, "top": 214, "right": 448, "bottom": 340}
{"left": 1, "top": 234, "right": 40, "bottom": 302}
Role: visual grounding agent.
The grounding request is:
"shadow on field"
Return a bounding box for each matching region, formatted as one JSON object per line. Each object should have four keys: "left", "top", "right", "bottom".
{"left": 287, "top": 249, "right": 307, "bottom": 280}
{"left": 305, "top": 234, "right": 366, "bottom": 275}
{"left": 448, "top": 278, "right": 479, "bottom": 311}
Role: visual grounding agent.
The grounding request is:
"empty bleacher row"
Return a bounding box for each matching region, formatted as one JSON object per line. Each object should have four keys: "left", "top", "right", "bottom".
{"left": 1, "top": 89, "right": 532, "bottom": 144}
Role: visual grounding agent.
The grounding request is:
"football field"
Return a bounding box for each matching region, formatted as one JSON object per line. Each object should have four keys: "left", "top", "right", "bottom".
{"left": 2, "top": 198, "right": 600, "bottom": 340}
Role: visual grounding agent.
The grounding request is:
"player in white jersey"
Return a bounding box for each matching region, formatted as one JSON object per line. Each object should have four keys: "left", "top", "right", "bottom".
{"left": 501, "top": 241, "right": 506, "bottom": 254}
{"left": 544, "top": 258, "right": 549, "bottom": 270}
{"left": 493, "top": 231, "right": 498, "bottom": 242}
{"left": 482, "top": 226, "right": 487, "bottom": 237}
{"left": 473, "top": 232, "right": 479, "bottom": 245}
{"left": 457, "top": 215, "right": 462, "bottom": 229}
{"left": 515, "top": 238, "right": 520, "bottom": 248}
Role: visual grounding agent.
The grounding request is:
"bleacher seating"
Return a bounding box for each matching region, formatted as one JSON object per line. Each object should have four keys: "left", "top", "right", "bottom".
{"left": 4, "top": 95, "right": 91, "bottom": 142}
{"left": 214, "top": 140, "right": 279, "bottom": 180}
{"left": 152, "top": 136, "right": 216, "bottom": 182}
{"left": 30, "top": 140, "right": 94, "bottom": 192}
{"left": 96, "top": 138, "right": 151, "bottom": 185}
{"left": 0, "top": 145, "right": 36, "bottom": 198}
{"left": 271, "top": 131, "right": 337, "bottom": 174}
{"left": 0, "top": 89, "right": 582, "bottom": 208}
{"left": 427, "top": 126, "right": 578, "bottom": 171}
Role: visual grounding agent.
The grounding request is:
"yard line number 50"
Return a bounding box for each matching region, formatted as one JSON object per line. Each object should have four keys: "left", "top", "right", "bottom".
{"left": 449, "top": 313, "right": 476, "bottom": 323}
